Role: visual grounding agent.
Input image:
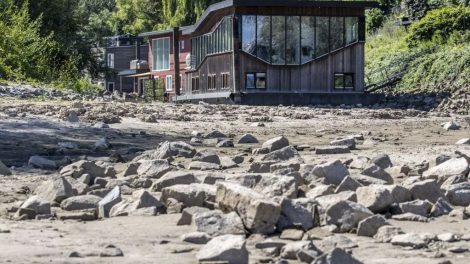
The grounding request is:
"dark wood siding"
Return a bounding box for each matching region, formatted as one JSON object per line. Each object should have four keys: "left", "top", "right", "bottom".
{"left": 237, "top": 43, "right": 364, "bottom": 93}
{"left": 185, "top": 53, "right": 234, "bottom": 94}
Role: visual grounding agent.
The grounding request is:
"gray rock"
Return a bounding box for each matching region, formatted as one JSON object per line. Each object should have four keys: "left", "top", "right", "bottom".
{"left": 310, "top": 160, "right": 349, "bottom": 186}
{"left": 306, "top": 185, "right": 335, "bottom": 199}
{"left": 216, "top": 139, "right": 234, "bottom": 148}
{"left": 325, "top": 200, "right": 373, "bottom": 232}
{"left": 357, "top": 215, "right": 389, "bottom": 237}
{"left": 277, "top": 198, "right": 319, "bottom": 231}
{"left": 320, "top": 235, "right": 358, "bottom": 249}
{"left": 262, "top": 146, "right": 301, "bottom": 162}
{"left": 196, "top": 235, "right": 248, "bottom": 264}
{"left": 94, "top": 137, "right": 110, "bottom": 150}
{"left": 398, "top": 200, "right": 432, "bottom": 217}
{"left": 315, "top": 191, "right": 358, "bottom": 211}
{"left": 315, "top": 146, "right": 351, "bottom": 154}
{"left": 312, "top": 248, "right": 363, "bottom": 264}
{"left": 446, "top": 183, "right": 470, "bottom": 206}
{"left": 20, "top": 196, "right": 51, "bottom": 215}
{"left": 136, "top": 159, "right": 171, "bottom": 178}
{"left": 407, "top": 179, "right": 446, "bottom": 203}
{"left": 391, "top": 233, "right": 427, "bottom": 248}
{"left": 330, "top": 137, "right": 356, "bottom": 149}
{"left": 161, "top": 183, "right": 216, "bottom": 209}
{"left": 0, "top": 160, "right": 12, "bottom": 176}
{"left": 28, "top": 156, "right": 57, "bottom": 170}
{"left": 253, "top": 174, "right": 299, "bottom": 199}
{"left": 335, "top": 176, "right": 363, "bottom": 193}
{"left": 182, "top": 232, "right": 211, "bottom": 244}
{"left": 169, "top": 141, "right": 196, "bottom": 158}
{"left": 281, "top": 241, "right": 321, "bottom": 260}
{"left": 177, "top": 206, "right": 211, "bottom": 225}
{"left": 60, "top": 160, "right": 105, "bottom": 181}
{"left": 361, "top": 164, "right": 393, "bottom": 184}
{"left": 423, "top": 157, "right": 469, "bottom": 183}
{"left": 98, "top": 186, "right": 121, "bottom": 218}
{"left": 350, "top": 174, "right": 388, "bottom": 186}
{"left": 431, "top": 197, "right": 453, "bottom": 217}
{"left": 238, "top": 134, "right": 259, "bottom": 144}
{"left": 35, "top": 177, "right": 74, "bottom": 203}
{"left": 193, "top": 210, "right": 246, "bottom": 236}
{"left": 220, "top": 156, "right": 238, "bottom": 169}
{"left": 443, "top": 120, "right": 460, "bottom": 130}
{"left": 374, "top": 226, "right": 404, "bottom": 243}
{"left": 391, "top": 213, "right": 429, "bottom": 222}
{"left": 456, "top": 138, "right": 470, "bottom": 145}
{"left": 151, "top": 171, "right": 196, "bottom": 192}
{"left": 216, "top": 182, "right": 281, "bottom": 234}
{"left": 356, "top": 185, "right": 394, "bottom": 213}
{"left": 100, "top": 244, "right": 124, "bottom": 257}
{"left": 262, "top": 136, "right": 290, "bottom": 152}
{"left": 60, "top": 195, "right": 102, "bottom": 211}
{"left": 192, "top": 150, "right": 221, "bottom": 164}
{"left": 349, "top": 156, "right": 370, "bottom": 170}
{"left": 370, "top": 154, "right": 393, "bottom": 169}
{"left": 205, "top": 130, "right": 227, "bottom": 139}
{"left": 188, "top": 161, "right": 221, "bottom": 171}
{"left": 280, "top": 229, "right": 304, "bottom": 241}
{"left": 384, "top": 185, "right": 412, "bottom": 204}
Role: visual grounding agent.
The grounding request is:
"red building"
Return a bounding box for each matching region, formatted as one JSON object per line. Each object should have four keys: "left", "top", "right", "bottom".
{"left": 138, "top": 27, "right": 192, "bottom": 100}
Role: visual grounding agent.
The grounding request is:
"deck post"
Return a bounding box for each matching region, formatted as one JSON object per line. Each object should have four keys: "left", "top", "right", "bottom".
{"left": 173, "top": 27, "right": 181, "bottom": 96}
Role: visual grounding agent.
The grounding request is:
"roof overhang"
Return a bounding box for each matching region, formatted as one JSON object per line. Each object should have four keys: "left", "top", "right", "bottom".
{"left": 139, "top": 26, "right": 192, "bottom": 38}
{"left": 183, "top": 0, "right": 379, "bottom": 35}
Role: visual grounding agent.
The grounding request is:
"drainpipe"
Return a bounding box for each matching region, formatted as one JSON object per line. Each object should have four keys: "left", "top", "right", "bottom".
{"left": 173, "top": 27, "right": 181, "bottom": 96}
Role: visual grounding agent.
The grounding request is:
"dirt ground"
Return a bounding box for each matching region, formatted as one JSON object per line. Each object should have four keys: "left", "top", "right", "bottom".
{"left": 0, "top": 98, "right": 469, "bottom": 263}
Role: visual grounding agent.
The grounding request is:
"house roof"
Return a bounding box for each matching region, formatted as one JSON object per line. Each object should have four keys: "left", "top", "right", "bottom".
{"left": 139, "top": 26, "right": 192, "bottom": 38}
{"left": 183, "top": 0, "right": 379, "bottom": 34}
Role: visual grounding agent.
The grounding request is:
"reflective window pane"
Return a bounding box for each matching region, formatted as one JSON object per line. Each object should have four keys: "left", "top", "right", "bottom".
{"left": 286, "top": 16, "right": 300, "bottom": 64}
{"left": 301, "top": 16, "right": 315, "bottom": 64}
{"left": 345, "top": 17, "right": 358, "bottom": 45}
{"left": 246, "top": 73, "right": 255, "bottom": 88}
{"left": 345, "top": 74, "right": 354, "bottom": 89}
{"left": 315, "top": 17, "right": 329, "bottom": 57}
{"left": 330, "top": 17, "right": 344, "bottom": 51}
{"left": 257, "top": 16, "right": 271, "bottom": 62}
{"left": 242, "top": 16, "right": 256, "bottom": 55}
{"left": 256, "top": 73, "right": 267, "bottom": 89}
{"left": 334, "top": 74, "right": 344, "bottom": 89}
{"left": 271, "top": 16, "right": 286, "bottom": 65}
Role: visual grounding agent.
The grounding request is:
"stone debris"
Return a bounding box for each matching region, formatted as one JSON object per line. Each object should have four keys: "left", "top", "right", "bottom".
{"left": 196, "top": 235, "right": 248, "bottom": 264}
{"left": 0, "top": 160, "right": 12, "bottom": 176}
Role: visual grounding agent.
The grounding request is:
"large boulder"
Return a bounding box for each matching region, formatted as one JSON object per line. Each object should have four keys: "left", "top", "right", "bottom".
{"left": 169, "top": 141, "right": 196, "bottom": 158}
{"left": 192, "top": 210, "right": 246, "bottom": 236}
{"left": 196, "top": 235, "right": 248, "bottom": 264}
{"left": 252, "top": 174, "right": 299, "bottom": 199}
{"left": 325, "top": 200, "right": 373, "bottom": 232}
{"left": 60, "top": 160, "right": 105, "bottom": 181}
{"left": 361, "top": 164, "right": 393, "bottom": 184}
{"left": 430, "top": 197, "right": 453, "bottom": 217}
{"left": 312, "top": 248, "right": 363, "bottom": 264}
{"left": 151, "top": 171, "right": 196, "bottom": 192}
{"left": 98, "top": 186, "right": 121, "bottom": 218}
{"left": 423, "top": 157, "right": 469, "bottom": 183}
{"left": 335, "top": 176, "right": 363, "bottom": 193}
{"left": 398, "top": 200, "right": 432, "bottom": 217}
{"left": 136, "top": 159, "right": 171, "bottom": 178}
{"left": 216, "top": 182, "right": 281, "bottom": 234}
{"left": 35, "top": 177, "right": 74, "bottom": 203}
{"left": 20, "top": 195, "right": 51, "bottom": 215}
{"left": 0, "top": 160, "right": 12, "bottom": 176}
{"left": 261, "top": 136, "right": 289, "bottom": 152}
{"left": 406, "top": 179, "right": 446, "bottom": 203}
{"left": 330, "top": 137, "right": 356, "bottom": 149}
{"left": 161, "top": 183, "right": 216, "bottom": 209}
{"left": 356, "top": 185, "right": 394, "bottom": 213}
{"left": 238, "top": 134, "right": 259, "bottom": 144}
{"left": 60, "top": 195, "right": 102, "bottom": 211}
{"left": 446, "top": 183, "right": 470, "bottom": 206}
{"left": 310, "top": 160, "right": 349, "bottom": 186}
{"left": 28, "top": 156, "right": 57, "bottom": 170}
{"left": 261, "top": 146, "right": 302, "bottom": 162}
{"left": 370, "top": 154, "right": 393, "bottom": 169}
{"left": 109, "top": 190, "right": 163, "bottom": 217}
{"left": 277, "top": 198, "right": 319, "bottom": 231}
{"left": 192, "top": 150, "right": 221, "bottom": 165}
{"left": 357, "top": 215, "right": 389, "bottom": 237}
{"left": 390, "top": 233, "right": 427, "bottom": 249}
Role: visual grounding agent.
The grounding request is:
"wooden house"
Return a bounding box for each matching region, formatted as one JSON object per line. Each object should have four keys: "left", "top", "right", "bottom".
{"left": 177, "top": 0, "right": 379, "bottom": 105}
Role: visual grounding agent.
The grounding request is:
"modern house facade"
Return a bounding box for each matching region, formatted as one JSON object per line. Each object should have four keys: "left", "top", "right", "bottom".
{"left": 130, "top": 0, "right": 379, "bottom": 105}
{"left": 104, "top": 35, "right": 149, "bottom": 94}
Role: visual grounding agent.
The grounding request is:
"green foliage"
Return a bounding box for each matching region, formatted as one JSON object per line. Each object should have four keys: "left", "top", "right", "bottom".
{"left": 160, "top": 0, "right": 220, "bottom": 28}
{"left": 404, "top": 0, "right": 469, "bottom": 20}
{"left": 406, "top": 6, "right": 470, "bottom": 46}
{"left": 110, "top": 0, "right": 162, "bottom": 35}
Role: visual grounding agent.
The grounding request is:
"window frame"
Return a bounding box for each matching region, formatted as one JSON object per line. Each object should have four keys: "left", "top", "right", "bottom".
{"left": 221, "top": 72, "right": 230, "bottom": 89}
{"left": 246, "top": 72, "right": 267, "bottom": 89}
{"left": 334, "top": 73, "right": 355, "bottom": 91}
{"left": 107, "top": 82, "right": 114, "bottom": 92}
{"left": 152, "top": 37, "right": 171, "bottom": 72}
{"left": 107, "top": 53, "right": 114, "bottom": 69}
{"left": 165, "top": 75, "right": 173, "bottom": 92}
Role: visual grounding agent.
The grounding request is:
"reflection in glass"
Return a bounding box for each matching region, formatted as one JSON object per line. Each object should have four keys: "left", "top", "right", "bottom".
{"left": 256, "top": 73, "right": 267, "bottom": 89}
{"left": 246, "top": 73, "right": 255, "bottom": 88}
{"left": 345, "top": 74, "right": 354, "bottom": 89}
{"left": 345, "top": 17, "right": 358, "bottom": 45}
{"left": 271, "top": 16, "right": 286, "bottom": 64}
{"left": 315, "top": 17, "right": 329, "bottom": 57}
{"left": 286, "top": 16, "right": 300, "bottom": 64}
{"left": 242, "top": 16, "right": 256, "bottom": 55}
{"left": 301, "top": 16, "right": 315, "bottom": 63}
{"left": 257, "top": 16, "right": 271, "bottom": 62}
{"left": 330, "top": 17, "right": 344, "bottom": 51}
{"left": 334, "top": 74, "right": 344, "bottom": 89}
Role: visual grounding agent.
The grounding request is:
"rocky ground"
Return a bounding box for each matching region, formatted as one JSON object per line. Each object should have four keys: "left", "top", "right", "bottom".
{"left": 1, "top": 90, "right": 470, "bottom": 264}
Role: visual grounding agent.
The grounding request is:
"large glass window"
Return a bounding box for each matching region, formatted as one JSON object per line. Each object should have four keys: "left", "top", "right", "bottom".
{"left": 345, "top": 17, "right": 358, "bottom": 45}
{"left": 315, "top": 17, "right": 329, "bottom": 57}
{"left": 301, "top": 16, "right": 315, "bottom": 64}
{"left": 330, "top": 17, "right": 344, "bottom": 51}
{"left": 153, "top": 37, "right": 170, "bottom": 71}
{"left": 286, "top": 16, "right": 300, "bottom": 64}
{"left": 242, "top": 16, "right": 256, "bottom": 55}
{"left": 256, "top": 16, "right": 271, "bottom": 62}
{"left": 271, "top": 16, "right": 286, "bottom": 65}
